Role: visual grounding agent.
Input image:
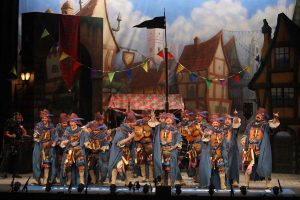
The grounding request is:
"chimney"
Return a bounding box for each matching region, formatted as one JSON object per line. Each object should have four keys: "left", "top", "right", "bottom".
{"left": 261, "top": 19, "right": 272, "bottom": 60}
{"left": 194, "top": 37, "right": 200, "bottom": 46}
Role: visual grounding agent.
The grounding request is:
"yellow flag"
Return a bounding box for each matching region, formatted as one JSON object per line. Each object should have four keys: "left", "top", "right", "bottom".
{"left": 12, "top": 65, "right": 17, "bottom": 76}
{"left": 142, "top": 61, "right": 148, "bottom": 72}
{"left": 41, "top": 29, "right": 50, "bottom": 38}
{"left": 176, "top": 63, "right": 185, "bottom": 74}
{"left": 59, "top": 52, "right": 69, "bottom": 61}
{"left": 245, "top": 66, "right": 251, "bottom": 74}
{"left": 108, "top": 72, "right": 115, "bottom": 82}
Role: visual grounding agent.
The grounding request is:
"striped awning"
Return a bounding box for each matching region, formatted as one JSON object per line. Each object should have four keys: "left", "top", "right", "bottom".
{"left": 108, "top": 94, "right": 184, "bottom": 110}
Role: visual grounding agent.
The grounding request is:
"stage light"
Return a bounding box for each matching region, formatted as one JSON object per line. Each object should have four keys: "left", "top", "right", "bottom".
{"left": 208, "top": 184, "right": 215, "bottom": 196}
{"left": 110, "top": 184, "right": 117, "bottom": 194}
{"left": 273, "top": 186, "right": 280, "bottom": 196}
{"left": 240, "top": 186, "right": 247, "bottom": 196}
{"left": 175, "top": 184, "right": 181, "bottom": 195}
{"left": 128, "top": 181, "right": 133, "bottom": 191}
{"left": 13, "top": 182, "right": 21, "bottom": 192}
{"left": 77, "top": 183, "right": 85, "bottom": 193}
{"left": 134, "top": 181, "right": 140, "bottom": 191}
{"left": 45, "top": 183, "right": 52, "bottom": 192}
{"left": 143, "top": 184, "right": 149, "bottom": 194}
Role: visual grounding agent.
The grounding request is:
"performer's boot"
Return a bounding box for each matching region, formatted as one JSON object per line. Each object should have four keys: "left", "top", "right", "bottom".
{"left": 232, "top": 180, "right": 239, "bottom": 187}
{"left": 140, "top": 165, "right": 147, "bottom": 182}
{"left": 125, "top": 170, "right": 131, "bottom": 186}
{"left": 111, "top": 168, "right": 118, "bottom": 185}
{"left": 43, "top": 168, "right": 49, "bottom": 185}
{"left": 245, "top": 173, "right": 250, "bottom": 189}
{"left": 149, "top": 165, "right": 154, "bottom": 183}
{"left": 219, "top": 172, "right": 227, "bottom": 190}
{"left": 79, "top": 171, "right": 85, "bottom": 185}
{"left": 89, "top": 170, "right": 96, "bottom": 184}
{"left": 66, "top": 172, "right": 72, "bottom": 186}
{"left": 265, "top": 179, "right": 272, "bottom": 189}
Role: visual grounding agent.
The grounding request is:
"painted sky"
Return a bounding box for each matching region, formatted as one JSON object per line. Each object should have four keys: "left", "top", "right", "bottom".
{"left": 20, "top": 0, "right": 296, "bottom": 65}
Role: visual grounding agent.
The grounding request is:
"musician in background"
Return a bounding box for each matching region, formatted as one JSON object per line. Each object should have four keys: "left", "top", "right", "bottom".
{"left": 0, "top": 112, "right": 29, "bottom": 179}
{"left": 108, "top": 111, "right": 136, "bottom": 186}
{"left": 134, "top": 110, "right": 154, "bottom": 184}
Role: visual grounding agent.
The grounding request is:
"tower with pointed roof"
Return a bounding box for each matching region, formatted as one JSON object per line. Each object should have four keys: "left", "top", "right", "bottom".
{"left": 61, "top": 0, "right": 74, "bottom": 15}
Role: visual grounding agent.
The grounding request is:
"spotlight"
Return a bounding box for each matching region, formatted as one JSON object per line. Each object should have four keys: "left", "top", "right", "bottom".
{"left": 13, "top": 182, "right": 21, "bottom": 192}
{"left": 134, "top": 181, "right": 140, "bottom": 191}
{"left": 175, "top": 184, "right": 181, "bottom": 195}
{"left": 143, "top": 184, "right": 149, "bottom": 194}
{"left": 45, "top": 183, "right": 52, "bottom": 192}
{"left": 110, "top": 184, "right": 117, "bottom": 194}
{"left": 128, "top": 181, "right": 133, "bottom": 191}
{"left": 208, "top": 184, "right": 215, "bottom": 196}
{"left": 77, "top": 183, "right": 85, "bottom": 193}
{"left": 273, "top": 186, "right": 280, "bottom": 196}
{"left": 240, "top": 186, "right": 247, "bottom": 196}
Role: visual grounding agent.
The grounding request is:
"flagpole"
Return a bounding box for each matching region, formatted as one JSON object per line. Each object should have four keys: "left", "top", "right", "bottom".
{"left": 164, "top": 8, "right": 169, "bottom": 113}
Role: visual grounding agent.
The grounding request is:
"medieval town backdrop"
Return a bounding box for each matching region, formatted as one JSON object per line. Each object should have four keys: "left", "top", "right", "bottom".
{"left": 0, "top": 0, "right": 299, "bottom": 174}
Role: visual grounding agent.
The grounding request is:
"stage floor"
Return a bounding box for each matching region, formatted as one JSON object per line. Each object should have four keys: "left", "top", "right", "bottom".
{"left": 0, "top": 172, "right": 299, "bottom": 197}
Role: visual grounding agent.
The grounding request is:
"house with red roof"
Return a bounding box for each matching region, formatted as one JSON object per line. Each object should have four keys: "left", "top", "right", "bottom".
{"left": 177, "top": 31, "right": 232, "bottom": 114}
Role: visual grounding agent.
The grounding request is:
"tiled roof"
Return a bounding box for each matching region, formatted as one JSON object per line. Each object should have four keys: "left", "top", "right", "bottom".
{"left": 179, "top": 31, "right": 223, "bottom": 71}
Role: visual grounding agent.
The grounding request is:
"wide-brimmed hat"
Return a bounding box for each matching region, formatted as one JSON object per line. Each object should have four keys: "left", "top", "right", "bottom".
{"left": 94, "top": 112, "right": 104, "bottom": 121}
{"left": 40, "top": 109, "right": 54, "bottom": 119}
{"left": 59, "top": 113, "right": 68, "bottom": 123}
{"left": 208, "top": 114, "right": 219, "bottom": 123}
{"left": 124, "top": 111, "right": 136, "bottom": 123}
{"left": 159, "top": 112, "right": 167, "bottom": 119}
{"left": 68, "top": 113, "right": 84, "bottom": 125}
{"left": 196, "top": 110, "right": 208, "bottom": 118}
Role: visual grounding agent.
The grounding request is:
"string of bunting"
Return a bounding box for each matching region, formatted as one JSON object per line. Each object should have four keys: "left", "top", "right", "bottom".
{"left": 40, "top": 27, "right": 252, "bottom": 85}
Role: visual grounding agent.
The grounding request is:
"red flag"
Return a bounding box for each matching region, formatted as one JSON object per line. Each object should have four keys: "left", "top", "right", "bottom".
{"left": 59, "top": 15, "right": 80, "bottom": 89}
{"left": 157, "top": 50, "right": 174, "bottom": 60}
{"left": 233, "top": 74, "right": 240, "bottom": 83}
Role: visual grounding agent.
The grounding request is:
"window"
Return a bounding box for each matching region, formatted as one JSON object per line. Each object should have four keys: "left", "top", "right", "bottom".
{"left": 271, "top": 88, "right": 294, "bottom": 106}
{"left": 275, "top": 47, "right": 290, "bottom": 69}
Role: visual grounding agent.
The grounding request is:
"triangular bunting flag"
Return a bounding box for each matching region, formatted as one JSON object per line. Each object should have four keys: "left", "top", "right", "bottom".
{"left": 12, "top": 65, "right": 17, "bottom": 76}
{"left": 157, "top": 50, "right": 174, "bottom": 60}
{"left": 125, "top": 69, "right": 132, "bottom": 80}
{"left": 59, "top": 52, "right": 69, "bottom": 61}
{"left": 219, "top": 79, "right": 226, "bottom": 87}
{"left": 108, "top": 72, "right": 115, "bottom": 83}
{"left": 245, "top": 66, "right": 251, "bottom": 74}
{"left": 142, "top": 61, "right": 148, "bottom": 72}
{"left": 233, "top": 73, "right": 240, "bottom": 83}
{"left": 176, "top": 63, "right": 185, "bottom": 74}
{"left": 206, "top": 79, "right": 212, "bottom": 88}
{"left": 41, "top": 28, "right": 50, "bottom": 38}
{"left": 189, "top": 72, "right": 197, "bottom": 82}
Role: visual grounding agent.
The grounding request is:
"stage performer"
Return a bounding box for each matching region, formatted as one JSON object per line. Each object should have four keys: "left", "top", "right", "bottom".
{"left": 187, "top": 110, "right": 208, "bottom": 183}
{"left": 108, "top": 111, "right": 136, "bottom": 186}
{"left": 154, "top": 113, "right": 182, "bottom": 187}
{"left": 222, "top": 111, "right": 241, "bottom": 188}
{"left": 0, "top": 112, "right": 29, "bottom": 179}
{"left": 53, "top": 113, "right": 69, "bottom": 184}
{"left": 199, "top": 115, "right": 227, "bottom": 189}
{"left": 243, "top": 108, "right": 280, "bottom": 189}
{"left": 60, "top": 113, "right": 87, "bottom": 186}
{"left": 32, "top": 109, "right": 57, "bottom": 185}
{"left": 134, "top": 110, "right": 154, "bottom": 184}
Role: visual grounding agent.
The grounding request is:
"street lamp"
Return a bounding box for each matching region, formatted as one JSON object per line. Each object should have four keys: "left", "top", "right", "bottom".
{"left": 21, "top": 72, "right": 31, "bottom": 81}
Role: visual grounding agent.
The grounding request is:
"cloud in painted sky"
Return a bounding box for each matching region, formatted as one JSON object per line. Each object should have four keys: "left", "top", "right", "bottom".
{"left": 107, "top": 0, "right": 295, "bottom": 65}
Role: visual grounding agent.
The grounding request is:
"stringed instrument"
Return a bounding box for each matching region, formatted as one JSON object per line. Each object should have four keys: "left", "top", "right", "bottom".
{"left": 180, "top": 125, "right": 196, "bottom": 142}
{"left": 133, "top": 125, "right": 152, "bottom": 142}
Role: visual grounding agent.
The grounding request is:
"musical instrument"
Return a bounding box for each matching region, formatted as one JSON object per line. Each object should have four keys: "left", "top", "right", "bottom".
{"left": 133, "top": 125, "right": 152, "bottom": 142}
{"left": 180, "top": 124, "right": 203, "bottom": 142}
